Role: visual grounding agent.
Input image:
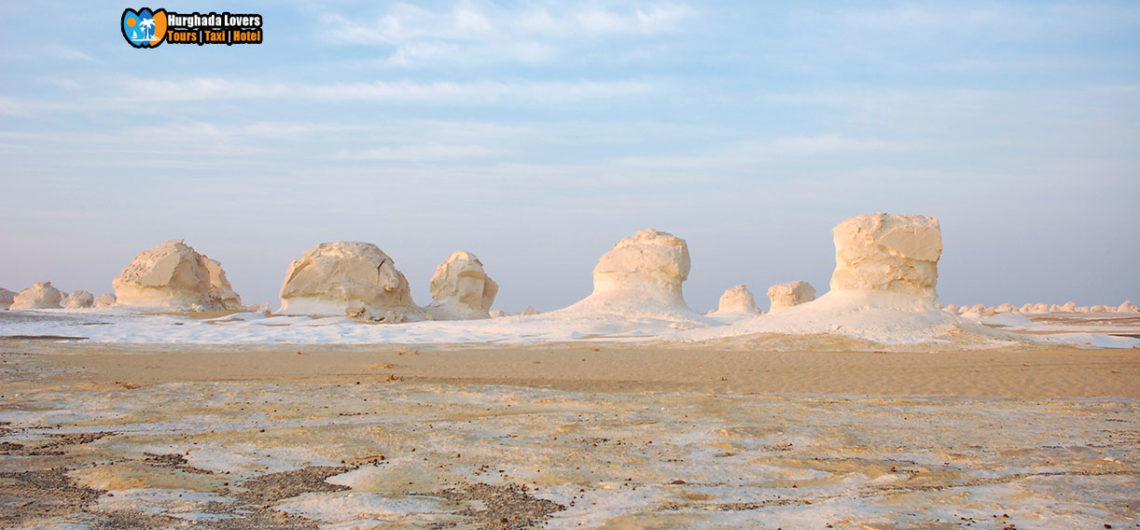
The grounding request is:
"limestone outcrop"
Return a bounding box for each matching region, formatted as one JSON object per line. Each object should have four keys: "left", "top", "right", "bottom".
{"left": 767, "top": 281, "right": 816, "bottom": 312}
{"left": 830, "top": 213, "right": 942, "bottom": 301}
{"left": 426, "top": 251, "right": 498, "bottom": 320}
{"left": 279, "top": 241, "right": 425, "bottom": 322}
{"left": 113, "top": 240, "right": 243, "bottom": 311}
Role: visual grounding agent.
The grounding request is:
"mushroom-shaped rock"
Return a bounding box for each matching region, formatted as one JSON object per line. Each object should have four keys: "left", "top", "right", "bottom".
{"left": 593, "top": 228, "right": 690, "bottom": 305}
{"left": 552, "top": 228, "right": 699, "bottom": 319}
{"left": 95, "top": 293, "right": 117, "bottom": 308}
{"left": 0, "top": 287, "right": 15, "bottom": 309}
{"left": 710, "top": 285, "right": 760, "bottom": 315}
{"left": 767, "top": 281, "right": 816, "bottom": 312}
{"left": 830, "top": 213, "right": 942, "bottom": 301}
{"left": 113, "top": 240, "right": 243, "bottom": 311}
{"left": 426, "top": 251, "right": 498, "bottom": 320}
{"left": 11, "top": 282, "right": 64, "bottom": 310}
{"left": 63, "top": 290, "right": 95, "bottom": 309}
{"left": 279, "top": 241, "right": 425, "bottom": 321}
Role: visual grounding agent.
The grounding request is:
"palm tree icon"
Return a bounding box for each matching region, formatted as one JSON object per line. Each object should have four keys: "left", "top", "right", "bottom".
{"left": 139, "top": 17, "right": 154, "bottom": 41}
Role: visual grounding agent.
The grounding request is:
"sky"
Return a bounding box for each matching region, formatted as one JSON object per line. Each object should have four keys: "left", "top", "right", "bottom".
{"left": 1, "top": 1, "right": 1138, "bottom": 312}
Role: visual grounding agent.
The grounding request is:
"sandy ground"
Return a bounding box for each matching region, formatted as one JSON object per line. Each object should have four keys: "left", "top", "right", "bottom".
{"left": 28, "top": 339, "right": 1140, "bottom": 398}
{"left": 2, "top": 339, "right": 1139, "bottom": 528}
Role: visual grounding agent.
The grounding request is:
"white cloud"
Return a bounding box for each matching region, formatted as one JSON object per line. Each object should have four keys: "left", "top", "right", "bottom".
{"left": 319, "top": 2, "right": 695, "bottom": 65}
{"left": 334, "top": 143, "right": 502, "bottom": 161}
{"left": 120, "top": 78, "right": 654, "bottom": 103}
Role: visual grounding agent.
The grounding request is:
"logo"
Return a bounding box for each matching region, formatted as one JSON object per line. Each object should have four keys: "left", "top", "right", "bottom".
{"left": 121, "top": 8, "right": 263, "bottom": 48}
{"left": 122, "top": 8, "right": 167, "bottom": 48}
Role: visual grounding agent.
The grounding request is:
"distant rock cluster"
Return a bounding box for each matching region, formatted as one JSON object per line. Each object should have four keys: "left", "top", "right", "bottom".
{"left": 3, "top": 214, "right": 1136, "bottom": 322}
{"left": 938, "top": 300, "right": 1139, "bottom": 317}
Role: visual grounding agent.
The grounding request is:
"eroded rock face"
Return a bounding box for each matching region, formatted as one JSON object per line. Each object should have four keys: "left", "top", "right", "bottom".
{"left": 712, "top": 285, "right": 759, "bottom": 314}
{"left": 95, "top": 293, "right": 117, "bottom": 308}
{"left": 592, "top": 228, "right": 691, "bottom": 306}
{"left": 63, "top": 290, "right": 95, "bottom": 309}
{"left": 279, "top": 241, "right": 425, "bottom": 321}
{"left": 830, "top": 213, "right": 942, "bottom": 301}
{"left": 113, "top": 240, "right": 243, "bottom": 311}
{"left": 767, "top": 281, "right": 816, "bottom": 312}
{"left": 0, "top": 287, "right": 15, "bottom": 309}
{"left": 426, "top": 251, "right": 498, "bottom": 320}
{"left": 11, "top": 282, "right": 64, "bottom": 310}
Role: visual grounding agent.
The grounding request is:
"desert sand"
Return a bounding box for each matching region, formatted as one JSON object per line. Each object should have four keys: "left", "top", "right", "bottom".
{"left": 2, "top": 335, "right": 1138, "bottom": 528}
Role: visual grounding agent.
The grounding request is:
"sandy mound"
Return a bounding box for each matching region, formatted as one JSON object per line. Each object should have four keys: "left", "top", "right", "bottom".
{"left": 10, "top": 282, "right": 64, "bottom": 310}
{"left": 95, "top": 293, "right": 117, "bottom": 308}
{"left": 709, "top": 285, "right": 759, "bottom": 315}
{"left": 688, "top": 289, "right": 1007, "bottom": 344}
{"left": 63, "top": 290, "right": 95, "bottom": 309}
{"left": 0, "top": 287, "right": 15, "bottom": 309}
{"left": 426, "top": 251, "right": 498, "bottom": 320}
{"left": 831, "top": 213, "right": 942, "bottom": 301}
{"left": 767, "top": 281, "right": 816, "bottom": 312}
{"left": 278, "top": 241, "right": 426, "bottom": 322}
{"left": 112, "top": 240, "right": 243, "bottom": 311}
{"left": 549, "top": 228, "right": 706, "bottom": 322}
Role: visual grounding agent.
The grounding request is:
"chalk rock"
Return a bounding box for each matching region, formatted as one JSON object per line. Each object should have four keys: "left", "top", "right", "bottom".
{"left": 830, "top": 213, "right": 942, "bottom": 301}
{"left": 113, "top": 240, "right": 243, "bottom": 311}
{"left": 553, "top": 228, "right": 699, "bottom": 321}
{"left": 426, "top": 251, "right": 498, "bottom": 320}
{"left": 0, "top": 287, "right": 15, "bottom": 309}
{"left": 593, "top": 228, "right": 690, "bottom": 305}
{"left": 767, "top": 281, "right": 816, "bottom": 312}
{"left": 63, "top": 290, "right": 94, "bottom": 309}
{"left": 1120, "top": 300, "right": 1139, "bottom": 313}
{"left": 489, "top": 310, "right": 506, "bottom": 318}
{"left": 95, "top": 293, "right": 117, "bottom": 307}
{"left": 11, "top": 282, "right": 64, "bottom": 310}
{"left": 279, "top": 241, "right": 425, "bottom": 321}
{"left": 711, "top": 285, "right": 759, "bottom": 315}
{"left": 522, "top": 306, "right": 540, "bottom": 316}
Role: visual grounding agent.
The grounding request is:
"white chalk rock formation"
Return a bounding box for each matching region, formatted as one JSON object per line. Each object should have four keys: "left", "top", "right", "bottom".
{"left": 113, "top": 240, "right": 243, "bottom": 311}
{"left": 63, "top": 290, "right": 95, "bottom": 309}
{"left": 767, "top": 281, "right": 816, "bottom": 312}
{"left": 279, "top": 241, "right": 425, "bottom": 321}
{"left": 830, "top": 213, "right": 942, "bottom": 301}
{"left": 0, "top": 287, "right": 15, "bottom": 309}
{"left": 592, "top": 228, "right": 690, "bottom": 306}
{"left": 95, "top": 293, "right": 117, "bottom": 308}
{"left": 1120, "top": 300, "right": 1139, "bottom": 313}
{"left": 426, "top": 251, "right": 498, "bottom": 320}
{"left": 11, "top": 282, "right": 64, "bottom": 310}
{"left": 552, "top": 228, "right": 700, "bottom": 320}
{"left": 710, "top": 285, "right": 760, "bottom": 315}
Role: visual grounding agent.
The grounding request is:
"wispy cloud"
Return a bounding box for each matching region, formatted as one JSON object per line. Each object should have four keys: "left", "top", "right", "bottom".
{"left": 320, "top": 2, "right": 695, "bottom": 65}
{"left": 120, "top": 78, "right": 655, "bottom": 103}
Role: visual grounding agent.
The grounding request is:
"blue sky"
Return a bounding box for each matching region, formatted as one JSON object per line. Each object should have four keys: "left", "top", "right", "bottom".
{"left": 1, "top": 1, "right": 1138, "bottom": 311}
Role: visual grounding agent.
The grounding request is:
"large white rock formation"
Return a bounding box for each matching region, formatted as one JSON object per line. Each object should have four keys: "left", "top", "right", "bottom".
{"left": 11, "top": 282, "right": 64, "bottom": 310}
{"left": 830, "top": 213, "right": 942, "bottom": 301}
{"left": 279, "top": 241, "right": 425, "bottom": 322}
{"left": 710, "top": 285, "right": 759, "bottom": 315}
{"left": 553, "top": 228, "right": 700, "bottom": 319}
{"left": 426, "top": 251, "right": 498, "bottom": 320}
{"left": 0, "top": 287, "right": 15, "bottom": 309}
{"left": 112, "top": 240, "right": 243, "bottom": 311}
{"left": 767, "top": 281, "right": 816, "bottom": 312}
{"left": 63, "top": 290, "right": 95, "bottom": 309}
